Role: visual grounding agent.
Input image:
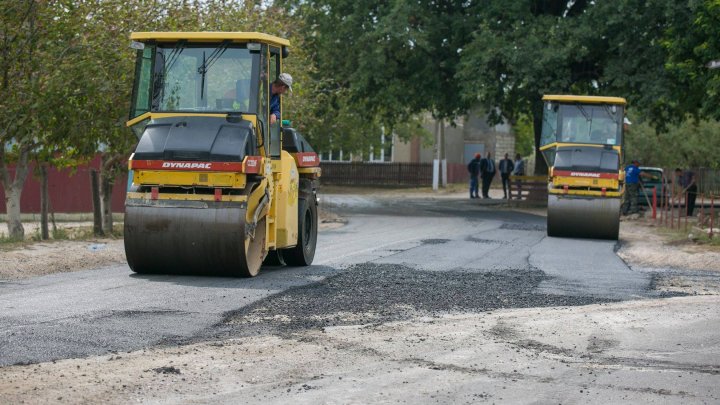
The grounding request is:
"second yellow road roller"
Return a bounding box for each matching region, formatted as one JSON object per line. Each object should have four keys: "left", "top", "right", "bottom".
{"left": 540, "top": 95, "right": 627, "bottom": 240}
{"left": 123, "top": 32, "right": 320, "bottom": 276}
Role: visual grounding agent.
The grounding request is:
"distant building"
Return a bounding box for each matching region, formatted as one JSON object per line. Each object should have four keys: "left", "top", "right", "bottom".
{"left": 394, "top": 107, "right": 515, "bottom": 165}
{"left": 319, "top": 107, "right": 516, "bottom": 165}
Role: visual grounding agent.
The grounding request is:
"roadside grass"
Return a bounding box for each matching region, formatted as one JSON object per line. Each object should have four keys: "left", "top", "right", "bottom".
{"left": 655, "top": 221, "right": 720, "bottom": 248}
{"left": 0, "top": 236, "right": 28, "bottom": 250}
{"left": 0, "top": 223, "right": 124, "bottom": 246}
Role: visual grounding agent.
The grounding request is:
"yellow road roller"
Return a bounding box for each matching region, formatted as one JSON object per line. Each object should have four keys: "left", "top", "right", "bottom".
{"left": 540, "top": 95, "right": 626, "bottom": 240}
{"left": 123, "top": 32, "right": 320, "bottom": 276}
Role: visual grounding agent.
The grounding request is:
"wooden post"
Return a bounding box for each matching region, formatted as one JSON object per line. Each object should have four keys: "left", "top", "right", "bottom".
{"left": 711, "top": 194, "right": 715, "bottom": 239}
{"left": 700, "top": 193, "right": 705, "bottom": 231}
{"left": 652, "top": 187, "right": 657, "bottom": 220}
{"left": 40, "top": 165, "right": 49, "bottom": 240}
{"left": 685, "top": 191, "right": 688, "bottom": 230}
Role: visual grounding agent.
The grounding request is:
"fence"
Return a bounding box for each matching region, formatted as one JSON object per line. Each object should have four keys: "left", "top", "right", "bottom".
{"left": 650, "top": 188, "right": 718, "bottom": 239}
{"left": 319, "top": 161, "right": 468, "bottom": 186}
{"left": 0, "top": 156, "right": 128, "bottom": 214}
{"left": 698, "top": 168, "right": 720, "bottom": 195}
{"left": 508, "top": 175, "right": 548, "bottom": 202}
{"left": 642, "top": 168, "right": 719, "bottom": 239}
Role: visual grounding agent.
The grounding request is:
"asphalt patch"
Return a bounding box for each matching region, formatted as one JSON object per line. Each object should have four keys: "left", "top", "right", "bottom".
{"left": 466, "top": 236, "right": 507, "bottom": 244}
{"left": 420, "top": 238, "right": 451, "bottom": 245}
{"left": 500, "top": 223, "right": 546, "bottom": 232}
{"left": 214, "top": 263, "right": 615, "bottom": 338}
{"left": 148, "top": 366, "right": 182, "bottom": 374}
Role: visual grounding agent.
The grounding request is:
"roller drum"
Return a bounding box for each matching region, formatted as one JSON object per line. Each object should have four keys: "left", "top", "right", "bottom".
{"left": 547, "top": 194, "right": 620, "bottom": 240}
{"left": 124, "top": 201, "right": 265, "bottom": 276}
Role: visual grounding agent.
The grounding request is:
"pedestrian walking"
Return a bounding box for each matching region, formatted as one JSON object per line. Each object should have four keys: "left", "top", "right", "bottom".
{"left": 479, "top": 152, "right": 496, "bottom": 199}
{"left": 467, "top": 153, "right": 481, "bottom": 199}
{"left": 499, "top": 153, "right": 514, "bottom": 199}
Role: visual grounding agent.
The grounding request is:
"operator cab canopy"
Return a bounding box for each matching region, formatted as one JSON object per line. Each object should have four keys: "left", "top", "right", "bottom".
{"left": 128, "top": 32, "right": 290, "bottom": 126}
{"left": 540, "top": 95, "right": 627, "bottom": 170}
{"left": 540, "top": 95, "right": 626, "bottom": 147}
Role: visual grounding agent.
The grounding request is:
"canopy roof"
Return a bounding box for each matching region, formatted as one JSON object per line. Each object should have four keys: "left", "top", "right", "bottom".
{"left": 130, "top": 32, "right": 290, "bottom": 47}
{"left": 542, "top": 95, "right": 627, "bottom": 105}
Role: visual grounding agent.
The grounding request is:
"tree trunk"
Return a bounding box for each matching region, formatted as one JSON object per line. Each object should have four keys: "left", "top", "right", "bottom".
{"left": 99, "top": 153, "right": 124, "bottom": 236}
{"left": 40, "top": 164, "right": 49, "bottom": 240}
{"left": 4, "top": 186, "right": 25, "bottom": 239}
{"left": 90, "top": 169, "right": 104, "bottom": 236}
{"left": 1, "top": 149, "right": 30, "bottom": 240}
{"left": 100, "top": 172, "right": 113, "bottom": 235}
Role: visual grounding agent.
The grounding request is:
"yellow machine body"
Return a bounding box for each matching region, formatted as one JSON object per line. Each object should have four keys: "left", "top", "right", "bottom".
{"left": 540, "top": 95, "right": 627, "bottom": 240}
{"left": 123, "top": 32, "right": 319, "bottom": 277}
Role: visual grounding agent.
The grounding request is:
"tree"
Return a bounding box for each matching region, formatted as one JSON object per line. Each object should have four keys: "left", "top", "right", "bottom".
{"left": 457, "top": 1, "right": 627, "bottom": 174}
{"left": 0, "top": 0, "right": 50, "bottom": 239}
{"left": 661, "top": 0, "right": 720, "bottom": 122}
{"left": 625, "top": 118, "right": 720, "bottom": 170}
{"left": 278, "top": 0, "right": 473, "bottom": 155}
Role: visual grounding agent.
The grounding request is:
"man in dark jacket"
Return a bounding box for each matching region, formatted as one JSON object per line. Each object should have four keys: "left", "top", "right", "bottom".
{"left": 498, "top": 153, "right": 514, "bottom": 199}
{"left": 479, "top": 151, "right": 496, "bottom": 199}
{"left": 467, "top": 153, "right": 481, "bottom": 198}
{"left": 676, "top": 168, "right": 698, "bottom": 216}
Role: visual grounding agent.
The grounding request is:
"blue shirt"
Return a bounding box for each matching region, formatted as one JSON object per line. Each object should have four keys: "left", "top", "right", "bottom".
{"left": 625, "top": 164, "right": 640, "bottom": 184}
{"left": 270, "top": 93, "right": 280, "bottom": 120}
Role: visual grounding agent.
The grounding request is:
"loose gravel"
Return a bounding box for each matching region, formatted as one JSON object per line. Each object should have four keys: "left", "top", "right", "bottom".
{"left": 216, "top": 263, "right": 615, "bottom": 338}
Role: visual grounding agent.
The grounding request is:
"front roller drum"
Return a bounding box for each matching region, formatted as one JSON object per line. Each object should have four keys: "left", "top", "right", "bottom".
{"left": 124, "top": 203, "right": 266, "bottom": 277}
{"left": 547, "top": 194, "right": 620, "bottom": 240}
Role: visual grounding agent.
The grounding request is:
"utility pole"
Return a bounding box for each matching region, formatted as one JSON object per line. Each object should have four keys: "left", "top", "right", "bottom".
{"left": 432, "top": 120, "right": 439, "bottom": 191}
{"left": 440, "top": 119, "right": 447, "bottom": 188}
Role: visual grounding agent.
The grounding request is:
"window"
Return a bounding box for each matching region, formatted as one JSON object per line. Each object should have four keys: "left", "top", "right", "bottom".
{"left": 542, "top": 102, "right": 624, "bottom": 146}
{"left": 129, "top": 46, "right": 154, "bottom": 119}
{"left": 138, "top": 43, "right": 258, "bottom": 113}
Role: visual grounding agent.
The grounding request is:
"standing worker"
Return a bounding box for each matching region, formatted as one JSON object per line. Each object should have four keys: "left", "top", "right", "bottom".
{"left": 479, "top": 151, "right": 496, "bottom": 199}
{"left": 676, "top": 168, "right": 698, "bottom": 216}
{"left": 467, "top": 153, "right": 482, "bottom": 199}
{"left": 512, "top": 153, "right": 525, "bottom": 200}
{"left": 621, "top": 159, "right": 643, "bottom": 216}
{"left": 499, "top": 153, "right": 514, "bottom": 199}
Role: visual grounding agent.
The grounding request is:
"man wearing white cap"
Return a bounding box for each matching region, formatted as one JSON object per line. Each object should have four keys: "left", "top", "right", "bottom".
{"left": 270, "top": 72, "right": 293, "bottom": 125}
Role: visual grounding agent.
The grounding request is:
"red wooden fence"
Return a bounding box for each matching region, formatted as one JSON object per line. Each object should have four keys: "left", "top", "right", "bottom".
{"left": 0, "top": 156, "right": 127, "bottom": 214}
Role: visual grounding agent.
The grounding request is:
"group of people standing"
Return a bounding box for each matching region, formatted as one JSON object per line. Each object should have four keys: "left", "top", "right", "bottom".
{"left": 468, "top": 152, "right": 525, "bottom": 199}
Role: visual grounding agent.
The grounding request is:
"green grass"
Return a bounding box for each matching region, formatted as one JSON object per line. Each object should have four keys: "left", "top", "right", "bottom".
{"left": 0, "top": 235, "right": 26, "bottom": 246}
{"left": 692, "top": 229, "right": 720, "bottom": 246}
{"left": 655, "top": 220, "right": 720, "bottom": 247}
{"left": 2, "top": 223, "right": 124, "bottom": 245}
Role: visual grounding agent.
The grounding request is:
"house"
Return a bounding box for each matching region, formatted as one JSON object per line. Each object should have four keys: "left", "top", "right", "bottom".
{"left": 320, "top": 108, "right": 516, "bottom": 166}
